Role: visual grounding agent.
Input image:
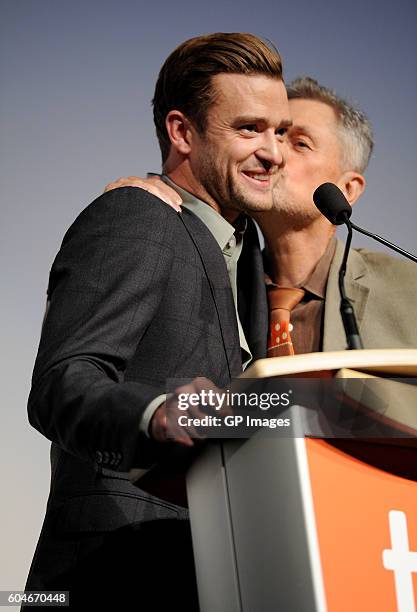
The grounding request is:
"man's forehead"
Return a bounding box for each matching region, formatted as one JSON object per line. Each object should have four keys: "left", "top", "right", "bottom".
{"left": 210, "top": 73, "right": 290, "bottom": 121}
{"left": 288, "top": 98, "right": 339, "bottom": 131}
{"left": 212, "top": 72, "right": 282, "bottom": 92}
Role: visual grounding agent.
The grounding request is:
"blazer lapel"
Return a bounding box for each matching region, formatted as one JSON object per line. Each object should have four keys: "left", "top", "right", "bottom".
{"left": 179, "top": 209, "right": 242, "bottom": 377}
{"left": 323, "top": 239, "right": 370, "bottom": 351}
{"left": 237, "top": 219, "right": 268, "bottom": 360}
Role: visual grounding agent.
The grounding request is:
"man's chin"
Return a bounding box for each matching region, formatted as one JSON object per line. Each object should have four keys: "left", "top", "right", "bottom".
{"left": 232, "top": 188, "right": 274, "bottom": 214}
{"left": 234, "top": 201, "right": 274, "bottom": 215}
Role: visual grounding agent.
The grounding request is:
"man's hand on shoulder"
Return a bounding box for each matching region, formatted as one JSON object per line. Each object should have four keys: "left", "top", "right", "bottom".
{"left": 103, "top": 175, "right": 183, "bottom": 212}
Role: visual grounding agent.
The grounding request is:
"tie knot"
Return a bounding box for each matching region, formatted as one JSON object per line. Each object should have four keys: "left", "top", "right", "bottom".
{"left": 267, "top": 286, "right": 305, "bottom": 311}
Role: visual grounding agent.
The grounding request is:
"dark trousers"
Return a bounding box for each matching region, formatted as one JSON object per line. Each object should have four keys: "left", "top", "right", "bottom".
{"left": 23, "top": 518, "right": 199, "bottom": 611}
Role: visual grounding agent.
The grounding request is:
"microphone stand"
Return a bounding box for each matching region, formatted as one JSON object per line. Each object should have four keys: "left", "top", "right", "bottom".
{"left": 339, "top": 214, "right": 364, "bottom": 349}
{"left": 349, "top": 222, "right": 417, "bottom": 263}
{"left": 340, "top": 219, "right": 416, "bottom": 349}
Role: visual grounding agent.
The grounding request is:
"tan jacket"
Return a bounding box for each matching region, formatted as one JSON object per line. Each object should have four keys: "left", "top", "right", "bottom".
{"left": 323, "top": 240, "right": 417, "bottom": 351}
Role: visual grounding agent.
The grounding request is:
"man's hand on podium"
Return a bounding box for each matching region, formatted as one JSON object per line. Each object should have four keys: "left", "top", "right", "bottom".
{"left": 150, "top": 377, "right": 228, "bottom": 446}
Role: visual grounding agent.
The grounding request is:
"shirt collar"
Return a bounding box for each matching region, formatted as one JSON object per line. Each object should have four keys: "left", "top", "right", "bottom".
{"left": 159, "top": 174, "right": 237, "bottom": 251}
{"left": 301, "top": 236, "right": 337, "bottom": 298}
{"left": 264, "top": 236, "right": 337, "bottom": 300}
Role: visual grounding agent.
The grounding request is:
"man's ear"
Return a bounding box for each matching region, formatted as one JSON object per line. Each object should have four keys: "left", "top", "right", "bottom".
{"left": 165, "top": 110, "right": 193, "bottom": 155}
{"left": 336, "top": 172, "right": 366, "bottom": 207}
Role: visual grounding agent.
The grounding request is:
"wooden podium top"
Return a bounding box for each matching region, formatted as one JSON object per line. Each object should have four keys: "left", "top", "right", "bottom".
{"left": 240, "top": 349, "right": 417, "bottom": 379}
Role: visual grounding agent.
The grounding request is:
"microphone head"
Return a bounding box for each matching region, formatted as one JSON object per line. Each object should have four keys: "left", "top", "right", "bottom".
{"left": 313, "top": 182, "right": 352, "bottom": 225}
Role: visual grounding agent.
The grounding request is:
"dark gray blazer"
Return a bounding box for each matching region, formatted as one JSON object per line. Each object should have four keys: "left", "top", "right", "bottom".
{"left": 24, "top": 187, "right": 268, "bottom": 610}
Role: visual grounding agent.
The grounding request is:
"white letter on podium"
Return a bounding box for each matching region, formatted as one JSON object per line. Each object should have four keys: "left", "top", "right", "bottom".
{"left": 382, "top": 510, "right": 417, "bottom": 612}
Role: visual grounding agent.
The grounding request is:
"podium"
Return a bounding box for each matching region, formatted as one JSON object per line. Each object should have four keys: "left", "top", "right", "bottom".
{"left": 186, "top": 349, "right": 417, "bottom": 612}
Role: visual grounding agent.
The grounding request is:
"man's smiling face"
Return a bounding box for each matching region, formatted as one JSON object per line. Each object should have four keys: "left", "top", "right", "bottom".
{"left": 188, "top": 73, "right": 291, "bottom": 219}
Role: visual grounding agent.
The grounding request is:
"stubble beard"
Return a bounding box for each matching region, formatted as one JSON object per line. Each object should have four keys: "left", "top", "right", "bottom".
{"left": 271, "top": 180, "right": 322, "bottom": 230}
{"left": 196, "top": 146, "right": 274, "bottom": 216}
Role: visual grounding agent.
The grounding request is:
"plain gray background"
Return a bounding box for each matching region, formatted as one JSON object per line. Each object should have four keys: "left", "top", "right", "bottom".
{"left": 1, "top": 0, "right": 416, "bottom": 602}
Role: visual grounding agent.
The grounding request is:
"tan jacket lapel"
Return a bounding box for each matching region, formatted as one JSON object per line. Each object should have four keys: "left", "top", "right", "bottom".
{"left": 323, "top": 239, "right": 370, "bottom": 351}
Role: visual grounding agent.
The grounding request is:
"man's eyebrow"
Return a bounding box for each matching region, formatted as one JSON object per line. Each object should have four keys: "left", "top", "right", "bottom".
{"left": 289, "top": 124, "right": 314, "bottom": 136}
{"left": 233, "top": 115, "right": 261, "bottom": 125}
{"left": 233, "top": 116, "right": 293, "bottom": 127}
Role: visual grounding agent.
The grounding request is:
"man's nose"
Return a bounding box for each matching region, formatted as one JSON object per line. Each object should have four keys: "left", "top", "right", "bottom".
{"left": 257, "top": 131, "right": 287, "bottom": 169}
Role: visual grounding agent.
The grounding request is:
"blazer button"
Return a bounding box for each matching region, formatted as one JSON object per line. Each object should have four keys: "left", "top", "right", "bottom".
{"left": 95, "top": 450, "right": 103, "bottom": 464}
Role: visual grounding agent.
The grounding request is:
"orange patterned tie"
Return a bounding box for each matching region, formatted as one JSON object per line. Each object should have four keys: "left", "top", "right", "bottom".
{"left": 267, "top": 287, "right": 305, "bottom": 356}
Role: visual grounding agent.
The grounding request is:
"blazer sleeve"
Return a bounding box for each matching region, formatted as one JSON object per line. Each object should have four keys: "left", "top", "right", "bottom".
{"left": 28, "top": 187, "right": 178, "bottom": 472}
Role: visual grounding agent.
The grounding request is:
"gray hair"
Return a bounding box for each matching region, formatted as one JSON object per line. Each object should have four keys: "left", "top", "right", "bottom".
{"left": 286, "top": 77, "right": 374, "bottom": 173}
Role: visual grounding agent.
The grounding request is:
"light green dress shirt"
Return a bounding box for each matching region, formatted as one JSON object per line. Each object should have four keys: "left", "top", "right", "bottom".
{"left": 139, "top": 174, "right": 252, "bottom": 438}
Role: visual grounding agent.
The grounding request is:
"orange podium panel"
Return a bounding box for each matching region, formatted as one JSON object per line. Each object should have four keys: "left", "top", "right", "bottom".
{"left": 306, "top": 438, "right": 417, "bottom": 612}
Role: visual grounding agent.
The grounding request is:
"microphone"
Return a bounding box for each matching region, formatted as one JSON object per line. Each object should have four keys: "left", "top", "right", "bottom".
{"left": 313, "top": 183, "right": 417, "bottom": 351}
{"left": 313, "top": 183, "right": 417, "bottom": 262}
{"left": 313, "top": 182, "right": 352, "bottom": 225}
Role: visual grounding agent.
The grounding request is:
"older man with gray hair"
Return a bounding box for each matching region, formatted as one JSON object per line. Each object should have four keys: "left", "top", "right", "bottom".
{"left": 255, "top": 76, "right": 416, "bottom": 354}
